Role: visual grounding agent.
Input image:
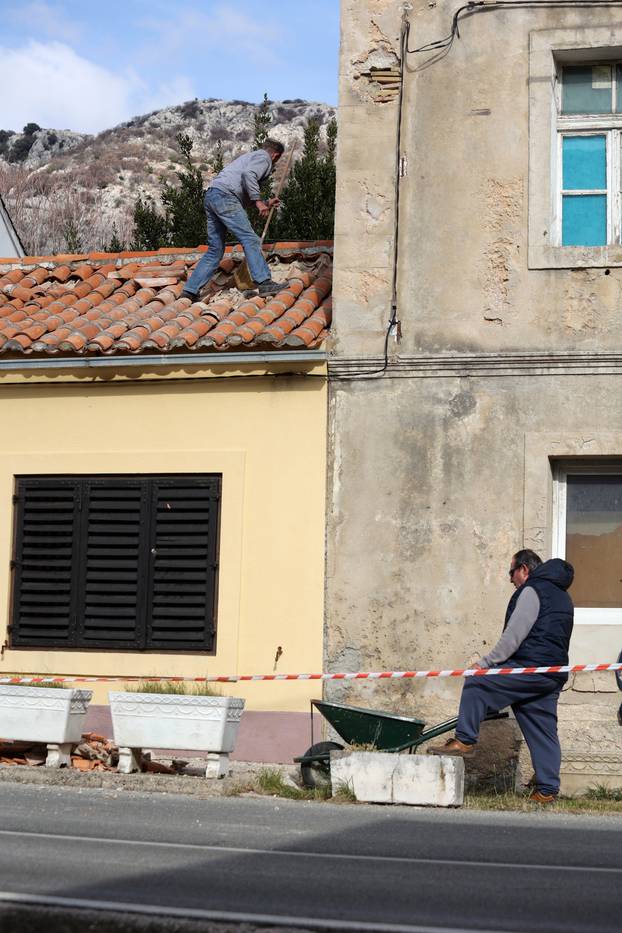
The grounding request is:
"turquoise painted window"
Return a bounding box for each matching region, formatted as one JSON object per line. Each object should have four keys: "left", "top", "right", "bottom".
{"left": 561, "top": 136, "right": 607, "bottom": 247}
{"left": 562, "top": 135, "right": 606, "bottom": 189}
{"left": 562, "top": 65, "right": 612, "bottom": 114}
{"left": 562, "top": 195, "right": 607, "bottom": 246}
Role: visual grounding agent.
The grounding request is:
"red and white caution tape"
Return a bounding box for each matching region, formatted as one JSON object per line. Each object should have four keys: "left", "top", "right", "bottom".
{"left": 0, "top": 662, "right": 621, "bottom": 686}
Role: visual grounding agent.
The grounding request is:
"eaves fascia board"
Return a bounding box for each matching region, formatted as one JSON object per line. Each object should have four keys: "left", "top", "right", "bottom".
{"left": 0, "top": 349, "right": 327, "bottom": 372}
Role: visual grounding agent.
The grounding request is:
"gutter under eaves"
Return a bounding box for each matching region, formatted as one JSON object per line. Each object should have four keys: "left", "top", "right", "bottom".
{"left": 0, "top": 349, "right": 327, "bottom": 371}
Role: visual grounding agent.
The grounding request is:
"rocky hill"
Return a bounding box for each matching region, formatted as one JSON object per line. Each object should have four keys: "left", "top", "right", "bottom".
{"left": 0, "top": 98, "right": 336, "bottom": 256}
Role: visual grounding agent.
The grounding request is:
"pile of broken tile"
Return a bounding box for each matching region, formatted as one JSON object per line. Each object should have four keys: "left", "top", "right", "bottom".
{"left": 0, "top": 733, "right": 178, "bottom": 774}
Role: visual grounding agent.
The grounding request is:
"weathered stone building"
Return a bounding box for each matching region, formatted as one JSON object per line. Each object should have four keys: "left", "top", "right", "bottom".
{"left": 328, "top": 0, "right": 622, "bottom": 792}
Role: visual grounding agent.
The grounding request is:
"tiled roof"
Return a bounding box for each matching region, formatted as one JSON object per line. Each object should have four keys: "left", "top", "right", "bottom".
{"left": 0, "top": 242, "right": 332, "bottom": 357}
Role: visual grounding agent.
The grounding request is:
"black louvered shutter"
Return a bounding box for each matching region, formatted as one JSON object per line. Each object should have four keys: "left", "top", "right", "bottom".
{"left": 11, "top": 475, "right": 220, "bottom": 651}
{"left": 78, "top": 480, "right": 149, "bottom": 649}
{"left": 11, "top": 479, "right": 80, "bottom": 647}
{"left": 146, "top": 478, "right": 220, "bottom": 650}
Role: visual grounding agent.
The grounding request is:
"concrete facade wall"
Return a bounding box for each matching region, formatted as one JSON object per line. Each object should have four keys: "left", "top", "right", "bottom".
{"left": 328, "top": 0, "right": 622, "bottom": 789}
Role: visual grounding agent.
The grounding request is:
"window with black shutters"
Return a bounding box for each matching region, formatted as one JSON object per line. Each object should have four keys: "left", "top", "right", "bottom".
{"left": 10, "top": 475, "right": 221, "bottom": 651}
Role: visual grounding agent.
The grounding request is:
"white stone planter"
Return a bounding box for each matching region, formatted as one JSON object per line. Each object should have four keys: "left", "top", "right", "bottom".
{"left": 0, "top": 685, "right": 93, "bottom": 767}
{"left": 330, "top": 750, "right": 464, "bottom": 807}
{"left": 109, "top": 692, "right": 245, "bottom": 778}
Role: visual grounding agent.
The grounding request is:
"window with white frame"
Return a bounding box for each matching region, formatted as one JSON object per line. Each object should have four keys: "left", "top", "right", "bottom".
{"left": 553, "top": 463, "right": 622, "bottom": 623}
{"left": 556, "top": 63, "right": 622, "bottom": 247}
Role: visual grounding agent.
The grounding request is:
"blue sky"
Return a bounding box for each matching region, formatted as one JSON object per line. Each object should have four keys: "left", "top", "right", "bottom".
{"left": 0, "top": 0, "right": 340, "bottom": 134}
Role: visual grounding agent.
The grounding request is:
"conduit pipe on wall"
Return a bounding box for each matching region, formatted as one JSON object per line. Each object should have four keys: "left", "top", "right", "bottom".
{"left": 388, "top": 2, "right": 413, "bottom": 349}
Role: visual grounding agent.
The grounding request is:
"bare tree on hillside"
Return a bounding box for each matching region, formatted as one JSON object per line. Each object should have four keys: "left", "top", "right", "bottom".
{"left": 0, "top": 164, "right": 131, "bottom": 254}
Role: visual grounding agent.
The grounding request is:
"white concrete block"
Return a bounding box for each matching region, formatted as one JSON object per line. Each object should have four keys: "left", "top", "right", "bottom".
{"left": 330, "top": 751, "right": 464, "bottom": 807}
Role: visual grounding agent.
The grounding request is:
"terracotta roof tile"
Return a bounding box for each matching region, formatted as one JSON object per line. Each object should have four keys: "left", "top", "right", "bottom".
{"left": 72, "top": 264, "right": 96, "bottom": 280}
{"left": 49, "top": 265, "right": 73, "bottom": 283}
{"left": 22, "top": 268, "right": 50, "bottom": 287}
{"left": 0, "top": 243, "right": 332, "bottom": 357}
{"left": 0, "top": 270, "right": 25, "bottom": 286}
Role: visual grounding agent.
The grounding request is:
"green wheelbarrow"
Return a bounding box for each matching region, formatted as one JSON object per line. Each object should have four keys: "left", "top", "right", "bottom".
{"left": 294, "top": 699, "right": 508, "bottom": 788}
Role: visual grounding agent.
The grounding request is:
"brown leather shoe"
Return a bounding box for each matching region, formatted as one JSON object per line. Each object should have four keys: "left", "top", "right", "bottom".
{"left": 427, "top": 737, "right": 477, "bottom": 757}
{"left": 528, "top": 790, "right": 557, "bottom": 804}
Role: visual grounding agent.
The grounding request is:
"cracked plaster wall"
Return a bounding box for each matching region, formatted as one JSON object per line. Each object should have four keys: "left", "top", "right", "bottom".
{"left": 325, "top": 375, "right": 622, "bottom": 781}
{"left": 333, "top": 1, "right": 622, "bottom": 355}
{"left": 327, "top": 3, "right": 622, "bottom": 783}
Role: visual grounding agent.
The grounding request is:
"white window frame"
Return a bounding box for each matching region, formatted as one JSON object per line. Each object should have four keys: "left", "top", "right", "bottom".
{"left": 528, "top": 26, "right": 622, "bottom": 269}
{"left": 552, "top": 461, "right": 622, "bottom": 625}
{"left": 552, "top": 64, "right": 622, "bottom": 247}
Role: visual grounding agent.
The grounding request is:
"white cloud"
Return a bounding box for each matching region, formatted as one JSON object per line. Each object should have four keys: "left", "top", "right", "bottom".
{"left": 7, "top": 2, "right": 86, "bottom": 44}
{"left": 138, "top": 75, "right": 197, "bottom": 117}
{"left": 0, "top": 40, "right": 195, "bottom": 133}
{"left": 139, "top": 3, "right": 284, "bottom": 67}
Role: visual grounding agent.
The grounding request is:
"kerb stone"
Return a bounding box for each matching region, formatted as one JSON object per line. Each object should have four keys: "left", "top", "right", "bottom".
{"left": 330, "top": 751, "right": 464, "bottom": 806}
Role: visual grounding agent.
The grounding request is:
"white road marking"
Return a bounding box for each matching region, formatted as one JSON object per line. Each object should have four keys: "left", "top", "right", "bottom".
{"left": 0, "top": 827, "right": 620, "bottom": 874}
{"left": 0, "top": 890, "right": 526, "bottom": 933}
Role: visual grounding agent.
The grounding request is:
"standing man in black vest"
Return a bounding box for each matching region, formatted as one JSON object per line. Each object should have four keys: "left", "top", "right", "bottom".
{"left": 429, "top": 549, "right": 574, "bottom": 803}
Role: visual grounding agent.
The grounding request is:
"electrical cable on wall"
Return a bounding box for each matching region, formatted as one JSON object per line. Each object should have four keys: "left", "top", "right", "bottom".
{"left": 333, "top": 5, "right": 412, "bottom": 380}
{"left": 408, "top": 1, "right": 622, "bottom": 57}
{"left": 338, "top": 0, "right": 622, "bottom": 381}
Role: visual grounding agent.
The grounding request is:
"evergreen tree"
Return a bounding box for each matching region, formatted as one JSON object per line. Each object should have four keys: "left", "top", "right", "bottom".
{"left": 326, "top": 116, "right": 337, "bottom": 164}
{"left": 131, "top": 196, "right": 170, "bottom": 250}
{"left": 160, "top": 133, "right": 206, "bottom": 247}
{"left": 210, "top": 139, "right": 224, "bottom": 175}
{"left": 131, "top": 133, "right": 206, "bottom": 249}
{"left": 105, "top": 225, "right": 125, "bottom": 253}
{"left": 63, "top": 221, "right": 82, "bottom": 254}
{"left": 276, "top": 117, "right": 337, "bottom": 241}
{"left": 249, "top": 93, "right": 275, "bottom": 236}
{"left": 253, "top": 92, "right": 272, "bottom": 149}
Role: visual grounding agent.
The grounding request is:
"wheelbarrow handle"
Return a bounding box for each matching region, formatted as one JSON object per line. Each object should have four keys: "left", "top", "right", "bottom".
{"left": 414, "top": 710, "right": 509, "bottom": 748}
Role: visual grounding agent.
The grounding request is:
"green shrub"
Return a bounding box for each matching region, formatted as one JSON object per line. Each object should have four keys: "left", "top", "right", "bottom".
{"left": 4, "top": 680, "right": 67, "bottom": 688}
{"left": 585, "top": 784, "right": 622, "bottom": 801}
{"left": 125, "top": 680, "right": 220, "bottom": 696}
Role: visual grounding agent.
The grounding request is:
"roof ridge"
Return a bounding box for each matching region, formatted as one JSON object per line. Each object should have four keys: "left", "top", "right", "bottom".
{"left": 0, "top": 241, "right": 334, "bottom": 272}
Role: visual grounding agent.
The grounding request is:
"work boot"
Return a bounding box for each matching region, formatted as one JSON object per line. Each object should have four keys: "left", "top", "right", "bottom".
{"left": 181, "top": 290, "right": 197, "bottom": 302}
{"left": 427, "top": 737, "right": 477, "bottom": 757}
{"left": 257, "top": 279, "right": 285, "bottom": 297}
{"left": 528, "top": 790, "right": 557, "bottom": 804}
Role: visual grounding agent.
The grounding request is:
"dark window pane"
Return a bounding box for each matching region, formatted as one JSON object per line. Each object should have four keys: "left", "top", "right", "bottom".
{"left": 566, "top": 474, "right": 622, "bottom": 608}
{"left": 562, "top": 65, "right": 612, "bottom": 114}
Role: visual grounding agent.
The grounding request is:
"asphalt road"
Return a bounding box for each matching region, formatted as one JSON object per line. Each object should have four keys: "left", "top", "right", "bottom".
{"left": 0, "top": 783, "right": 621, "bottom": 933}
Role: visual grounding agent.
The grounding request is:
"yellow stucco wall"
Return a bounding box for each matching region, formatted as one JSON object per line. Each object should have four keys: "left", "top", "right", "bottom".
{"left": 0, "top": 365, "right": 327, "bottom": 712}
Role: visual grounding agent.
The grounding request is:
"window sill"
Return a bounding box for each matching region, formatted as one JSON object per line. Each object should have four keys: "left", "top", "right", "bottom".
{"left": 574, "top": 608, "right": 622, "bottom": 625}
{"left": 528, "top": 244, "right": 622, "bottom": 268}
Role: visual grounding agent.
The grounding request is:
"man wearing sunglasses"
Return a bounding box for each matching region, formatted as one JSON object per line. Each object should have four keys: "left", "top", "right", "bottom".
{"left": 429, "top": 549, "right": 574, "bottom": 804}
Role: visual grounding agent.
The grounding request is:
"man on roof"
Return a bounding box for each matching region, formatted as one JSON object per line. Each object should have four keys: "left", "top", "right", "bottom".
{"left": 428, "top": 549, "right": 574, "bottom": 804}
{"left": 182, "top": 138, "right": 285, "bottom": 301}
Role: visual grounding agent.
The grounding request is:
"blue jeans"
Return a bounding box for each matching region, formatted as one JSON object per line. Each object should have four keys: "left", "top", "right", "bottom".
{"left": 455, "top": 668, "right": 565, "bottom": 796}
{"left": 184, "top": 188, "right": 271, "bottom": 295}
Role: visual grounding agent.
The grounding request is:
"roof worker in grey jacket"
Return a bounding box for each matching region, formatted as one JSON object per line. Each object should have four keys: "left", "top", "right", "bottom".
{"left": 429, "top": 549, "right": 574, "bottom": 804}
{"left": 183, "top": 138, "right": 285, "bottom": 300}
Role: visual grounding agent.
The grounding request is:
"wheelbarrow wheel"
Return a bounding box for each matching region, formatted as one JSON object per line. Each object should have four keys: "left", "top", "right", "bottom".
{"left": 300, "top": 741, "right": 344, "bottom": 789}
